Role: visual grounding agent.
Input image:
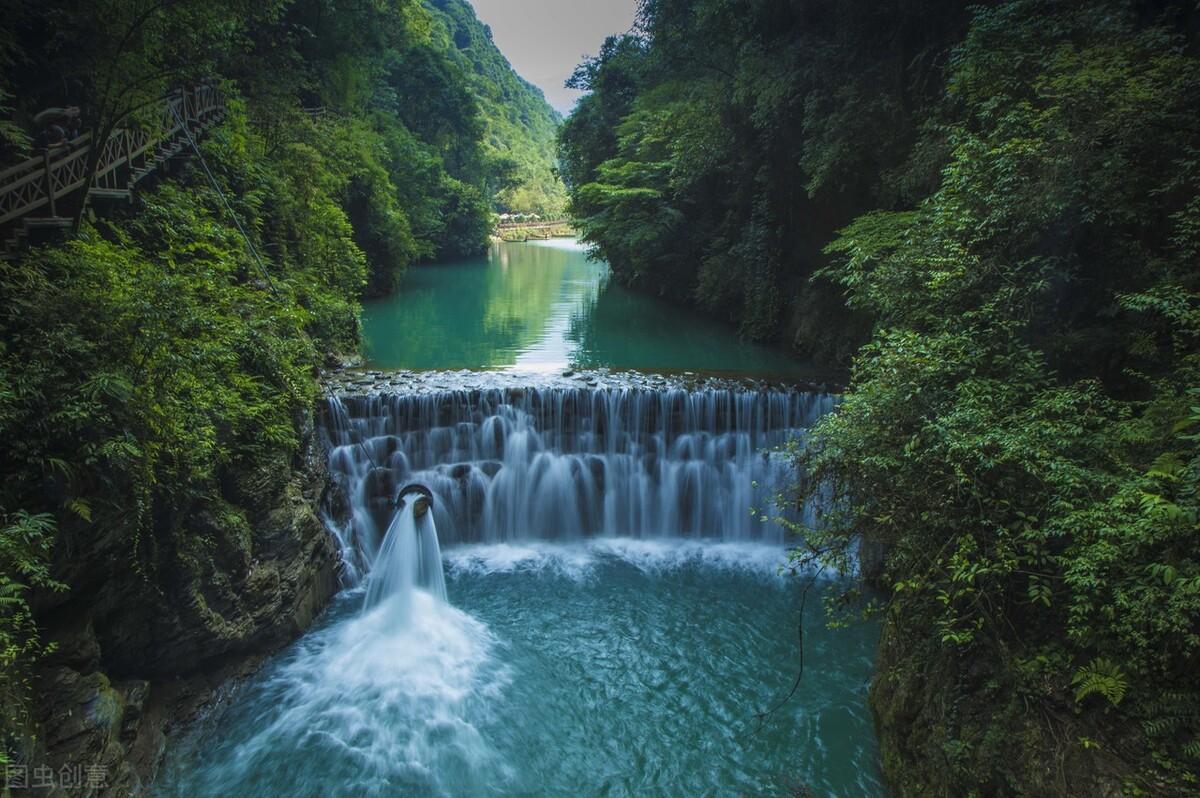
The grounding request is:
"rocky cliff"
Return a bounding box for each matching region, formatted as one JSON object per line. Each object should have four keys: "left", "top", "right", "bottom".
{"left": 870, "top": 611, "right": 1140, "bottom": 797}
{"left": 27, "top": 411, "right": 343, "bottom": 796}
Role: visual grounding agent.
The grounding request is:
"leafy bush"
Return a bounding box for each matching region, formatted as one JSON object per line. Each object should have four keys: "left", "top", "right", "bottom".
{"left": 789, "top": 1, "right": 1200, "bottom": 788}
{"left": 0, "top": 0, "right": 556, "bottom": 764}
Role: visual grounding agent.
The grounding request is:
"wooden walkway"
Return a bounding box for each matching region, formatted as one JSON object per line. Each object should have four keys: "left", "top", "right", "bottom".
{"left": 495, "top": 219, "right": 570, "bottom": 231}
{"left": 0, "top": 85, "right": 224, "bottom": 258}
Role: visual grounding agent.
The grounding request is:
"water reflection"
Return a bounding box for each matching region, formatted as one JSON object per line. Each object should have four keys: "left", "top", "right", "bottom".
{"left": 362, "top": 239, "right": 818, "bottom": 377}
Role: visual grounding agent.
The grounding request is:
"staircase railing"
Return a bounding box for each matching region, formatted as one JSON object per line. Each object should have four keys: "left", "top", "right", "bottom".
{"left": 0, "top": 85, "right": 224, "bottom": 254}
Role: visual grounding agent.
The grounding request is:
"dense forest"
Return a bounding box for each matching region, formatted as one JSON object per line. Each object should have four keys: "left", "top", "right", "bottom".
{"left": 424, "top": 0, "right": 567, "bottom": 217}
{"left": 0, "top": 0, "right": 561, "bottom": 782}
{"left": 3, "top": 0, "right": 1198, "bottom": 793}
{"left": 561, "top": 0, "right": 1200, "bottom": 793}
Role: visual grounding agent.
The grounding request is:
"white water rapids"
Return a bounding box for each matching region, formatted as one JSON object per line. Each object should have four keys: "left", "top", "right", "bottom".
{"left": 320, "top": 383, "right": 835, "bottom": 583}
{"left": 154, "top": 380, "right": 885, "bottom": 797}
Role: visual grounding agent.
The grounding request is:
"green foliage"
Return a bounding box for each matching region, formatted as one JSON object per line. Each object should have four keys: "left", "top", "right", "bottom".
{"left": 1, "top": 191, "right": 328, "bottom": 540}
{"left": 0, "top": 0, "right": 560, "bottom": 765}
{"left": 0, "top": 107, "right": 353, "bottom": 759}
{"left": 559, "top": 0, "right": 969, "bottom": 360}
{"left": 1072, "top": 658, "right": 1128, "bottom": 707}
{"left": 0, "top": 513, "right": 62, "bottom": 766}
{"left": 422, "top": 0, "right": 567, "bottom": 217}
{"left": 267, "top": 0, "right": 495, "bottom": 280}
{"left": 0, "top": 27, "right": 28, "bottom": 159}
{"left": 4, "top": 0, "right": 566, "bottom": 290}
{"left": 782, "top": 0, "right": 1200, "bottom": 788}
{"left": 1142, "top": 691, "right": 1200, "bottom": 763}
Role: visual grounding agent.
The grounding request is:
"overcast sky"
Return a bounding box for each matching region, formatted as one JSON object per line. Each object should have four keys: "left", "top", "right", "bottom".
{"left": 467, "top": 0, "right": 639, "bottom": 114}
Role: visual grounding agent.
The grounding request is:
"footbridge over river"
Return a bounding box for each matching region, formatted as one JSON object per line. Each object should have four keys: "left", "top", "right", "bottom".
{"left": 0, "top": 85, "right": 225, "bottom": 259}
{"left": 493, "top": 219, "right": 574, "bottom": 240}
{"left": 495, "top": 219, "right": 570, "bottom": 231}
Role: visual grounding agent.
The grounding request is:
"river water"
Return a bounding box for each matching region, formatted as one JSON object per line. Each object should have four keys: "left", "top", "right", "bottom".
{"left": 153, "top": 241, "right": 882, "bottom": 797}
{"left": 361, "top": 239, "right": 834, "bottom": 379}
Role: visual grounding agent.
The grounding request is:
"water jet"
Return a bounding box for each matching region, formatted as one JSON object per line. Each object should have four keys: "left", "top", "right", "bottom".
{"left": 396, "top": 482, "right": 434, "bottom": 519}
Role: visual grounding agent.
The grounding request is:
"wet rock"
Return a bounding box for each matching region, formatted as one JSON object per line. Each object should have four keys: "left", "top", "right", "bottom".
{"left": 858, "top": 536, "right": 890, "bottom": 586}
{"left": 319, "top": 366, "right": 834, "bottom": 400}
{"left": 30, "top": 407, "right": 343, "bottom": 793}
{"left": 116, "top": 680, "right": 150, "bottom": 744}
{"left": 330, "top": 353, "right": 364, "bottom": 369}
{"left": 43, "top": 615, "right": 102, "bottom": 671}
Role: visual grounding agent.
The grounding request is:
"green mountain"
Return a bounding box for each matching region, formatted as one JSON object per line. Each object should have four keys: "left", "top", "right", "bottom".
{"left": 424, "top": 0, "right": 567, "bottom": 217}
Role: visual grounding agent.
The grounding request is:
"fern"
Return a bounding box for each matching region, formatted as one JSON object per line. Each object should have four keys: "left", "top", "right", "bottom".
{"left": 0, "top": 581, "right": 22, "bottom": 591}
{"left": 1146, "top": 452, "right": 1186, "bottom": 481}
{"left": 0, "top": 580, "right": 27, "bottom": 606}
{"left": 1071, "top": 658, "right": 1128, "bottom": 706}
{"left": 1142, "top": 690, "right": 1200, "bottom": 762}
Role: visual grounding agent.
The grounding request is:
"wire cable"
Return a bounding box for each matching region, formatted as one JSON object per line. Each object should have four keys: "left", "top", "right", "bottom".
{"left": 168, "top": 101, "right": 279, "bottom": 297}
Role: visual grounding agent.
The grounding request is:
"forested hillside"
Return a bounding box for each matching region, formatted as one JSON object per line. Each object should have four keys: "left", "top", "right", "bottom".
{"left": 559, "top": 0, "right": 975, "bottom": 363}
{"left": 425, "top": 0, "right": 568, "bottom": 217}
{"left": 0, "top": 0, "right": 556, "bottom": 782}
{"left": 562, "top": 0, "right": 1200, "bottom": 794}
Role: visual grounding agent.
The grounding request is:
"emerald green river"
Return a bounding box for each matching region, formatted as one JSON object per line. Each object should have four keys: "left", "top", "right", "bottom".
{"left": 156, "top": 547, "right": 882, "bottom": 796}
{"left": 361, "top": 239, "right": 832, "bottom": 379}
{"left": 154, "top": 241, "right": 882, "bottom": 796}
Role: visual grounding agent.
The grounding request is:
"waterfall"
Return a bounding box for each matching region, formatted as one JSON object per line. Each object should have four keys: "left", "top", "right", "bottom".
{"left": 362, "top": 492, "right": 447, "bottom": 616}
{"left": 157, "top": 377, "right": 871, "bottom": 798}
{"left": 321, "top": 383, "right": 835, "bottom": 578}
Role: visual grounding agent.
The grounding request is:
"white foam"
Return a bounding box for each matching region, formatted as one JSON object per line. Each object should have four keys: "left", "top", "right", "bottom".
{"left": 220, "top": 590, "right": 511, "bottom": 794}
{"left": 590, "top": 537, "right": 794, "bottom": 575}
{"left": 443, "top": 541, "right": 598, "bottom": 580}
{"left": 443, "top": 537, "right": 795, "bottom": 581}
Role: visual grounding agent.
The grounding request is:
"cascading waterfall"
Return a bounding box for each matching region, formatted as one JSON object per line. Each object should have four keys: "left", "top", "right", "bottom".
{"left": 362, "top": 491, "right": 447, "bottom": 617}
{"left": 150, "top": 226, "right": 895, "bottom": 797}
{"left": 320, "top": 382, "right": 835, "bottom": 579}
